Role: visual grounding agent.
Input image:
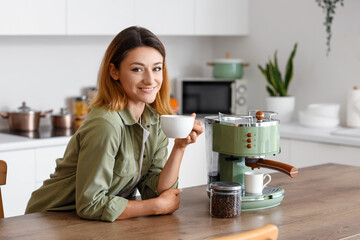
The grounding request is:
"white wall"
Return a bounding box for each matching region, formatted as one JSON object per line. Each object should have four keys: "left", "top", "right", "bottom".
{"left": 213, "top": 0, "right": 360, "bottom": 124}
{"left": 0, "top": 36, "right": 213, "bottom": 128}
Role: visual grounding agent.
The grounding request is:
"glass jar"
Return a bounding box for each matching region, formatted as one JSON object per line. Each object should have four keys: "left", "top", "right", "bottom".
{"left": 210, "top": 181, "right": 242, "bottom": 218}
{"left": 74, "top": 96, "right": 89, "bottom": 130}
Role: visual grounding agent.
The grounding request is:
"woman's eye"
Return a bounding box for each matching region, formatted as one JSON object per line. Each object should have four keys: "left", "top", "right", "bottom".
{"left": 132, "top": 68, "right": 143, "bottom": 72}
{"left": 153, "top": 67, "right": 162, "bottom": 72}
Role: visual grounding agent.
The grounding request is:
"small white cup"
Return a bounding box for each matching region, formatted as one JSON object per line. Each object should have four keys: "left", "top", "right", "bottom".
{"left": 160, "top": 115, "right": 195, "bottom": 138}
{"left": 244, "top": 172, "right": 271, "bottom": 195}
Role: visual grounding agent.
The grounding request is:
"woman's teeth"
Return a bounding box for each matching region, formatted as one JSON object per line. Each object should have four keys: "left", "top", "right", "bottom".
{"left": 142, "top": 87, "right": 154, "bottom": 91}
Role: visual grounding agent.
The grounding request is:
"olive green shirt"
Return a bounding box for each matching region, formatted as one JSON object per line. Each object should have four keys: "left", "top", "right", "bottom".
{"left": 25, "top": 105, "right": 176, "bottom": 222}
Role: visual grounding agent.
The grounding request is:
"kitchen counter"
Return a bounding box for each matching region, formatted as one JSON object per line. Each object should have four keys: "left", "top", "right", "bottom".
{"left": 1, "top": 163, "right": 360, "bottom": 240}
{"left": 1, "top": 122, "right": 360, "bottom": 152}
{"left": 0, "top": 133, "right": 71, "bottom": 152}
{"left": 280, "top": 122, "right": 360, "bottom": 147}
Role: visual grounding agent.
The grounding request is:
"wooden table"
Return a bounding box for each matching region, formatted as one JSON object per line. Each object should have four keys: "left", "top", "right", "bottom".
{"left": 1, "top": 163, "right": 360, "bottom": 240}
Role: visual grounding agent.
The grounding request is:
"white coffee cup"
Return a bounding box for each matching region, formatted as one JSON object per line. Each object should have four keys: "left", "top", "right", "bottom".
{"left": 244, "top": 172, "right": 272, "bottom": 195}
{"left": 160, "top": 115, "right": 195, "bottom": 138}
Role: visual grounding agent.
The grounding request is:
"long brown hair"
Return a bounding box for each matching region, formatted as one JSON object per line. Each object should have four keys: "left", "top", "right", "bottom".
{"left": 91, "top": 26, "right": 173, "bottom": 115}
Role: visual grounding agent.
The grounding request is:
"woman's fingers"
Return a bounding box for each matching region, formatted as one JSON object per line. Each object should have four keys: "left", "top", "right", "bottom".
{"left": 193, "top": 121, "right": 204, "bottom": 135}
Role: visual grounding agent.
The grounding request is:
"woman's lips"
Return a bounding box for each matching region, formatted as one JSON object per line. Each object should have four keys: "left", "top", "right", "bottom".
{"left": 140, "top": 87, "right": 155, "bottom": 93}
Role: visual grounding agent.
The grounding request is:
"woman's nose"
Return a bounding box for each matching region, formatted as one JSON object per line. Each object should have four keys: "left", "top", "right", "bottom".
{"left": 143, "top": 69, "right": 155, "bottom": 84}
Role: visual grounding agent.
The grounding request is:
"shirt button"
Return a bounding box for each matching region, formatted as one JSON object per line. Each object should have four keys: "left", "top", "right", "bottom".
{"left": 146, "top": 125, "right": 150, "bottom": 128}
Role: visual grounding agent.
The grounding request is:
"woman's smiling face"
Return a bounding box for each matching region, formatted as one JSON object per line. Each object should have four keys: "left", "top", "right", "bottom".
{"left": 111, "top": 46, "right": 164, "bottom": 108}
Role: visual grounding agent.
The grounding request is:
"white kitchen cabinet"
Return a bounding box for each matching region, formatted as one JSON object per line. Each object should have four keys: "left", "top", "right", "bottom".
{"left": 288, "top": 139, "right": 360, "bottom": 168}
{"left": 270, "top": 138, "right": 360, "bottom": 170}
{"left": 135, "top": 0, "right": 195, "bottom": 36}
{"left": 0, "top": 0, "right": 249, "bottom": 36}
{"left": 34, "top": 145, "right": 67, "bottom": 188}
{"left": 0, "top": 140, "right": 68, "bottom": 217}
{"left": 0, "top": 149, "right": 36, "bottom": 217}
{"left": 0, "top": 0, "right": 66, "bottom": 35}
{"left": 167, "top": 132, "right": 207, "bottom": 188}
{"left": 195, "top": 0, "right": 249, "bottom": 36}
{"left": 67, "top": 0, "right": 135, "bottom": 35}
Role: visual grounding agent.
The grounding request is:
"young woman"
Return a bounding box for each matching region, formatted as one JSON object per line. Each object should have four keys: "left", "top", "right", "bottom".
{"left": 25, "top": 26, "right": 204, "bottom": 222}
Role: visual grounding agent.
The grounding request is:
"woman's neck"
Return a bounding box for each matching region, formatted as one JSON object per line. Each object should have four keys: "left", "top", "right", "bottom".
{"left": 128, "top": 102, "right": 145, "bottom": 123}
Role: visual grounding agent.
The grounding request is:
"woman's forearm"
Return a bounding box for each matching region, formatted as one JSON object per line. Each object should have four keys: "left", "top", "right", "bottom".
{"left": 117, "top": 198, "right": 158, "bottom": 219}
{"left": 117, "top": 188, "right": 182, "bottom": 219}
{"left": 157, "top": 144, "right": 185, "bottom": 194}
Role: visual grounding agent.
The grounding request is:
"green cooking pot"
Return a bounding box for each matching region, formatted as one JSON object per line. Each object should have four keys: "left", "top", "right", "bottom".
{"left": 207, "top": 58, "right": 249, "bottom": 79}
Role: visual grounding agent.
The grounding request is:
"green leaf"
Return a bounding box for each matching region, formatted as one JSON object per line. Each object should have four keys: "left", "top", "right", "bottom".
{"left": 284, "top": 43, "right": 298, "bottom": 91}
{"left": 273, "top": 51, "right": 282, "bottom": 83}
{"left": 266, "top": 86, "right": 277, "bottom": 96}
{"left": 267, "top": 61, "right": 277, "bottom": 93}
{"left": 270, "top": 63, "right": 286, "bottom": 96}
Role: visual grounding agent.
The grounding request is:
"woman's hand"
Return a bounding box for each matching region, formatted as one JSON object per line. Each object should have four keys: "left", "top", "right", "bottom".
{"left": 154, "top": 188, "right": 183, "bottom": 215}
{"left": 174, "top": 113, "right": 204, "bottom": 149}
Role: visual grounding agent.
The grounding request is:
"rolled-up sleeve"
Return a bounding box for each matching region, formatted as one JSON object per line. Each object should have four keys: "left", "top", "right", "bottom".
{"left": 75, "top": 118, "right": 126, "bottom": 222}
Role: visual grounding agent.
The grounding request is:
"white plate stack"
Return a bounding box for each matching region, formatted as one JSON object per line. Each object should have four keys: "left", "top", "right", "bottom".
{"left": 299, "top": 104, "right": 340, "bottom": 128}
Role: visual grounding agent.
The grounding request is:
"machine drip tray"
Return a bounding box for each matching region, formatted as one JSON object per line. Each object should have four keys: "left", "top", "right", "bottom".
{"left": 241, "top": 186, "right": 285, "bottom": 211}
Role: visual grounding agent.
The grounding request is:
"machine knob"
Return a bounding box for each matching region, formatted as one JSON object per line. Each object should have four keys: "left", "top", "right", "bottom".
{"left": 256, "top": 111, "right": 265, "bottom": 121}
{"left": 247, "top": 144, "right": 252, "bottom": 148}
{"left": 247, "top": 133, "right": 252, "bottom": 137}
{"left": 247, "top": 139, "right": 252, "bottom": 143}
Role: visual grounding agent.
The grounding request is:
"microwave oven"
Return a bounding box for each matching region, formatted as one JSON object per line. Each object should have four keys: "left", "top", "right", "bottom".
{"left": 175, "top": 77, "right": 247, "bottom": 115}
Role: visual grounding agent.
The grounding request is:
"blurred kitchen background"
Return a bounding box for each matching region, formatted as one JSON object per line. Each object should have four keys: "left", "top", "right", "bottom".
{"left": 0, "top": 0, "right": 359, "bottom": 127}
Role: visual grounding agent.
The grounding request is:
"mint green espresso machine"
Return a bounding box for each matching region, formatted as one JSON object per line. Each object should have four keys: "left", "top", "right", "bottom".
{"left": 205, "top": 111, "right": 298, "bottom": 211}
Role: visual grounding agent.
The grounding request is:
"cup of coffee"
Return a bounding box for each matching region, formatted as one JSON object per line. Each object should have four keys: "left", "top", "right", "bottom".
{"left": 244, "top": 172, "right": 271, "bottom": 195}
{"left": 160, "top": 115, "right": 195, "bottom": 138}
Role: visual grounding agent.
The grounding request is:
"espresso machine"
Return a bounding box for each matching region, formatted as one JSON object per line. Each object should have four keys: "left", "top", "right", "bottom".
{"left": 205, "top": 110, "right": 298, "bottom": 211}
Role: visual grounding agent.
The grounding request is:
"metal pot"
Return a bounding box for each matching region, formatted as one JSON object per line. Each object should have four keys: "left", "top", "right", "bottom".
{"left": 0, "top": 102, "right": 52, "bottom": 131}
{"left": 51, "top": 108, "right": 74, "bottom": 129}
{"left": 51, "top": 108, "right": 88, "bottom": 129}
{"left": 207, "top": 52, "right": 249, "bottom": 79}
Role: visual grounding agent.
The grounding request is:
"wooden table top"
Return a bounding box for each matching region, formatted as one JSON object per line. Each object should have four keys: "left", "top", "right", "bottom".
{"left": 1, "top": 163, "right": 360, "bottom": 240}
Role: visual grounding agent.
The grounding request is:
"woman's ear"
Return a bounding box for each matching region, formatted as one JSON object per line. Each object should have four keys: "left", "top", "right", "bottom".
{"left": 109, "top": 63, "right": 119, "bottom": 81}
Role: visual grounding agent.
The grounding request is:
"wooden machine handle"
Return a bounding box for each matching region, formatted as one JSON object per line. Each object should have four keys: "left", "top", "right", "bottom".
{"left": 246, "top": 159, "right": 298, "bottom": 178}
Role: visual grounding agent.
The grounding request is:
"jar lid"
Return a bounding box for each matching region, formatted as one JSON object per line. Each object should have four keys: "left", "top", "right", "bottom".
{"left": 210, "top": 181, "right": 242, "bottom": 191}
{"left": 75, "top": 95, "right": 88, "bottom": 101}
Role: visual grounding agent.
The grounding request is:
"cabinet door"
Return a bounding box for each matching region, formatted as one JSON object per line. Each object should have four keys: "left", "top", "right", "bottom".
{"left": 289, "top": 139, "right": 360, "bottom": 168}
{"left": 0, "top": 149, "right": 36, "bottom": 217}
{"left": 67, "top": 0, "right": 135, "bottom": 35}
{"left": 0, "top": 0, "right": 66, "bottom": 35}
{"left": 195, "top": 0, "right": 249, "bottom": 36}
{"left": 34, "top": 145, "right": 67, "bottom": 188}
{"left": 167, "top": 133, "right": 207, "bottom": 188}
{"left": 135, "top": 0, "right": 195, "bottom": 35}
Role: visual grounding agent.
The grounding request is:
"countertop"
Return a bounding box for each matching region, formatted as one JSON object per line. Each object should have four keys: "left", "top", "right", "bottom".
{"left": 1, "top": 164, "right": 360, "bottom": 240}
{"left": 280, "top": 122, "right": 360, "bottom": 147}
{"left": 1, "top": 122, "right": 360, "bottom": 152}
{"left": 0, "top": 133, "right": 71, "bottom": 152}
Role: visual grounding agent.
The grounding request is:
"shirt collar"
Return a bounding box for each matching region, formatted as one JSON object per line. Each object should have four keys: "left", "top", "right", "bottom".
{"left": 117, "top": 104, "right": 159, "bottom": 126}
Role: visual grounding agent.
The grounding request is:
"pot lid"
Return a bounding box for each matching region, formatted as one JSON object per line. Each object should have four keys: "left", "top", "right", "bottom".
{"left": 16, "top": 102, "right": 39, "bottom": 113}
{"left": 213, "top": 58, "right": 243, "bottom": 64}
{"left": 213, "top": 52, "right": 243, "bottom": 63}
{"left": 53, "top": 108, "right": 72, "bottom": 116}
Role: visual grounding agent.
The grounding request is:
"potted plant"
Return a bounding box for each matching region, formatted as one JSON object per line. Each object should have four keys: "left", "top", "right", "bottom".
{"left": 258, "top": 43, "right": 298, "bottom": 123}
